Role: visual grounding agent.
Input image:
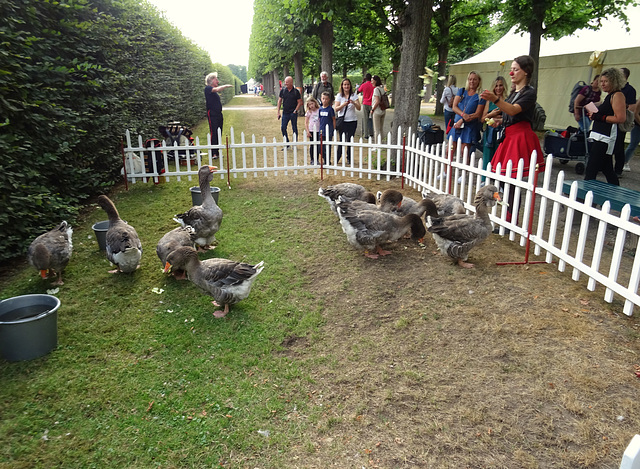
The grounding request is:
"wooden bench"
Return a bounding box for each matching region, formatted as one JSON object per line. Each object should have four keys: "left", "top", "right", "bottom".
{"left": 562, "top": 179, "right": 640, "bottom": 217}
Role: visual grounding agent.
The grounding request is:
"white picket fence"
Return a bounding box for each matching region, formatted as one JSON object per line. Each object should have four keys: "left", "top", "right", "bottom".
{"left": 123, "top": 127, "right": 640, "bottom": 317}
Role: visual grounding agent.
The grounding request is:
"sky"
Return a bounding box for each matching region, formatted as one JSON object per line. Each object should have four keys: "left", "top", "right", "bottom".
{"left": 146, "top": 0, "right": 254, "bottom": 68}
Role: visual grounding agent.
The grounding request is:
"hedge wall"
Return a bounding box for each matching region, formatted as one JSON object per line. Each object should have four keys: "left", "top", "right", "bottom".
{"left": 0, "top": 0, "right": 216, "bottom": 261}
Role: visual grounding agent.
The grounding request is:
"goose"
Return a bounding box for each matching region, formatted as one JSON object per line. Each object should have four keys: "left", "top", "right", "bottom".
{"left": 163, "top": 246, "right": 264, "bottom": 318}
{"left": 422, "top": 192, "right": 466, "bottom": 217}
{"left": 173, "top": 165, "right": 222, "bottom": 250}
{"left": 379, "top": 190, "right": 439, "bottom": 218}
{"left": 318, "top": 183, "right": 376, "bottom": 215}
{"left": 27, "top": 221, "right": 73, "bottom": 285}
{"left": 156, "top": 226, "right": 196, "bottom": 279}
{"left": 426, "top": 184, "right": 503, "bottom": 269}
{"left": 336, "top": 198, "right": 429, "bottom": 259}
{"left": 97, "top": 195, "right": 142, "bottom": 273}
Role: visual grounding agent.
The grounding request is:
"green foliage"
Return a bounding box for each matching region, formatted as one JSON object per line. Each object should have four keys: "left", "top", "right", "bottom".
{"left": 0, "top": 0, "right": 213, "bottom": 262}
{"left": 228, "top": 64, "right": 248, "bottom": 82}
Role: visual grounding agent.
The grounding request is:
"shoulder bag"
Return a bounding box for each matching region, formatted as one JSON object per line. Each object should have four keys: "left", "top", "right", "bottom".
{"left": 619, "top": 108, "right": 635, "bottom": 132}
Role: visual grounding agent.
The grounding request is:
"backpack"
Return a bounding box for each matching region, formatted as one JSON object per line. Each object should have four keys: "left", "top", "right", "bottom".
{"left": 379, "top": 90, "right": 390, "bottom": 110}
{"left": 568, "top": 81, "right": 587, "bottom": 113}
{"left": 532, "top": 102, "right": 547, "bottom": 131}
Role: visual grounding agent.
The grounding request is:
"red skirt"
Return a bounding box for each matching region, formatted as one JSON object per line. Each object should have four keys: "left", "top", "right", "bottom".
{"left": 491, "top": 121, "right": 545, "bottom": 178}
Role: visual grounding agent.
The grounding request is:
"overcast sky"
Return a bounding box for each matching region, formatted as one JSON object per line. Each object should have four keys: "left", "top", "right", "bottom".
{"left": 146, "top": 0, "right": 254, "bottom": 68}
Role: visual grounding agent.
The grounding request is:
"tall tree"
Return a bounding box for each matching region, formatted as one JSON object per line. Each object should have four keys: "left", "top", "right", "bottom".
{"left": 393, "top": 0, "right": 434, "bottom": 146}
{"left": 430, "top": 0, "right": 501, "bottom": 115}
{"left": 500, "top": 0, "right": 633, "bottom": 87}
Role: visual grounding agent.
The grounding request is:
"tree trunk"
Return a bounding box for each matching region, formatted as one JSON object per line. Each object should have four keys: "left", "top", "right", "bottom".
{"left": 319, "top": 19, "right": 333, "bottom": 83}
{"left": 294, "top": 51, "right": 304, "bottom": 116}
{"left": 272, "top": 70, "right": 280, "bottom": 96}
{"left": 527, "top": 7, "right": 545, "bottom": 89}
{"left": 393, "top": 0, "right": 434, "bottom": 146}
{"left": 435, "top": 44, "right": 449, "bottom": 116}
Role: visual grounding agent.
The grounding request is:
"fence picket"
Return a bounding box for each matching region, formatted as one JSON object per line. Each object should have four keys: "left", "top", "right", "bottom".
{"left": 122, "top": 126, "right": 639, "bottom": 316}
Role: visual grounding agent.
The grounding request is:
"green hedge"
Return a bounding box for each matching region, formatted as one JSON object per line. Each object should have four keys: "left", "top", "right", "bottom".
{"left": 0, "top": 0, "right": 216, "bottom": 261}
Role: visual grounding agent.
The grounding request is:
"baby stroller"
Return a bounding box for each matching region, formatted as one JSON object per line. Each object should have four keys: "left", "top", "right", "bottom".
{"left": 158, "top": 122, "right": 195, "bottom": 162}
{"left": 417, "top": 116, "right": 444, "bottom": 146}
{"left": 543, "top": 124, "right": 591, "bottom": 175}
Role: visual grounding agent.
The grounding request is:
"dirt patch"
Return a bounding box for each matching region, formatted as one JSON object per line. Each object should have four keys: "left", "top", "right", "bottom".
{"left": 268, "top": 175, "right": 640, "bottom": 469}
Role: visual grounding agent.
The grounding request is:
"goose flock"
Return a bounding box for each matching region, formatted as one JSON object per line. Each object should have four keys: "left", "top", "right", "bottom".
{"left": 26, "top": 165, "right": 263, "bottom": 319}
{"left": 25, "top": 174, "right": 503, "bottom": 321}
{"left": 320, "top": 182, "right": 504, "bottom": 267}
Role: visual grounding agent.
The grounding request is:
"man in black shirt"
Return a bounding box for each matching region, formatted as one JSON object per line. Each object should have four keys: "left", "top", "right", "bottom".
{"left": 615, "top": 67, "right": 637, "bottom": 176}
{"left": 276, "top": 76, "right": 303, "bottom": 145}
{"left": 205, "top": 72, "right": 233, "bottom": 157}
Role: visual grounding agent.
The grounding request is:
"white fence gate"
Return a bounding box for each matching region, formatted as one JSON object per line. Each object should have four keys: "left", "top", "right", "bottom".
{"left": 123, "top": 126, "right": 640, "bottom": 317}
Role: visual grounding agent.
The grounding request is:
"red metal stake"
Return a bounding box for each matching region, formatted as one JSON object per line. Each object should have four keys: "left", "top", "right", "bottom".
{"left": 496, "top": 163, "right": 549, "bottom": 266}
{"left": 320, "top": 133, "right": 324, "bottom": 180}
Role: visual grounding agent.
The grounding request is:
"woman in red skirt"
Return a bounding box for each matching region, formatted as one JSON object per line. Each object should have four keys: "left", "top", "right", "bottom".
{"left": 481, "top": 55, "right": 545, "bottom": 222}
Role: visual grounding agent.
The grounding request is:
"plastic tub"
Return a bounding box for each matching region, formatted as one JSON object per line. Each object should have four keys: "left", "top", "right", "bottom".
{"left": 0, "top": 294, "right": 60, "bottom": 361}
{"left": 190, "top": 186, "right": 220, "bottom": 206}
{"left": 92, "top": 220, "right": 109, "bottom": 251}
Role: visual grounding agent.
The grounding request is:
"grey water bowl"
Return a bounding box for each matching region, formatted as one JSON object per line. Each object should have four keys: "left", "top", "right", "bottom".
{"left": 190, "top": 186, "right": 220, "bottom": 206}
{"left": 92, "top": 220, "right": 109, "bottom": 251}
{"left": 0, "top": 294, "right": 60, "bottom": 362}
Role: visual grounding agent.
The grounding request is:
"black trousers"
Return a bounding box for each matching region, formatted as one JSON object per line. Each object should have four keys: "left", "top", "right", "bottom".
{"left": 208, "top": 111, "right": 223, "bottom": 156}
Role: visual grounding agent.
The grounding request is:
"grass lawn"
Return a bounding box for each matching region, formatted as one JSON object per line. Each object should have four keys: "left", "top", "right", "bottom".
{"left": 1, "top": 95, "right": 639, "bottom": 468}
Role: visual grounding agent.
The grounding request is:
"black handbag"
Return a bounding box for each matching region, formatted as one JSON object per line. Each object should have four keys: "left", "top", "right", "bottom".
{"left": 336, "top": 115, "right": 345, "bottom": 130}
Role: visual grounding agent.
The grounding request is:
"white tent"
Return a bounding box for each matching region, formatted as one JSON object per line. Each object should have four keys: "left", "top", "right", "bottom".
{"left": 450, "top": 6, "right": 640, "bottom": 129}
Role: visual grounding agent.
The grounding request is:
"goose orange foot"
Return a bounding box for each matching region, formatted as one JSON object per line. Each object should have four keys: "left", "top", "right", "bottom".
{"left": 364, "top": 251, "right": 379, "bottom": 259}
{"left": 457, "top": 259, "right": 475, "bottom": 269}
{"left": 376, "top": 246, "right": 392, "bottom": 256}
{"left": 212, "top": 301, "right": 230, "bottom": 318}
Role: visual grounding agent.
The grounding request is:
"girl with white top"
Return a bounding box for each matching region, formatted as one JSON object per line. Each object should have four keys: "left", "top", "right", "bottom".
{"left": 334, "top": 78, "right": 361, "bottom": 164}
{"left": 305, "top": 97, "right": 321, "bottom": 164}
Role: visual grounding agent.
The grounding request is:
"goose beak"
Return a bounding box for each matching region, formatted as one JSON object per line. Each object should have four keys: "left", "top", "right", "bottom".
{"left": 209, "top": 165, "right": 218, "bottom": 171}
{"left": 40, "top": 269, "right": 48, "bottom": 279}
{"left": 163, "top": 262, "right": 172, "bottom": 274}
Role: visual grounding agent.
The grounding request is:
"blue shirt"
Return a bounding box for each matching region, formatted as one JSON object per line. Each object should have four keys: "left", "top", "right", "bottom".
{"left": 319, "top": 106, "right": 335, "bottom": 137}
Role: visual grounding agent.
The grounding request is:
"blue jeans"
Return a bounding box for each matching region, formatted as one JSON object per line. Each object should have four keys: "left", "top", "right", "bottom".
{"left": 281, "top": 112, "right": 298, "bottom": 142}
{"left": 577, "top": 114, "right": 591, "bottom": 133}
{"left": 625, "top": 125, "right": 640, "bottom": 163}
{"left": 444, "top": 110, "right": 454, "bottom": 130}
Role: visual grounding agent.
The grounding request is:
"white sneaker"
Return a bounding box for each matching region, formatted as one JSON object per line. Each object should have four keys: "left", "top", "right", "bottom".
{"left": 623, "top": 163, "right": 631, "bottom": 172}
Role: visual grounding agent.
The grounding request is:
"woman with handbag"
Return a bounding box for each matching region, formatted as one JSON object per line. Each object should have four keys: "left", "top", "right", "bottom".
{"left": 584, "top": 68, "right": 627, "bottom": 185}
{"left": 370, "top": 75, "right": 387, "bottom": 142}
{"left": 447, "top": 71, "right": 486, "bottom": 159}
{"left": 440, "top": 75, "right": 458, "bottom": 131}
{"left": 334, "top": 78, "right": 361, "bottom": 164}
{"left": 481, "top": 55, "right": 545, "bottom": 223}
{"left": 481, "top": 76, "right": 508, "bottom": 179}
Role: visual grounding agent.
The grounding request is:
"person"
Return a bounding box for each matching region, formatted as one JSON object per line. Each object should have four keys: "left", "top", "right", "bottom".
{"left": 370, "top": 75, "right": 387, "bottom": 142}
{"left": 318, "top": 91, "right": 335, "bottom": 164}
{"left": 448, "top": 71, "right": 486, "bottom": 159}
{"left": 481, "top": 55, "right": 545, "bottom": 223}
{"left": 205, "top": 72, "right": 233, "bottom": 158}
{"left": 312, "top": 71, "right": 334, "bottom": 105}
{"left": 623, "top": 97, "right": 640, "bottom": 172}
{"left": 440, "top": 75, "right": 458, "bottom": 131}
{"left": 359, "top": 73, "right": 374, "bottom": 139}
{"left": 615, "top": 67, "right": 637, "bottom": 176}
{"left": 584, "top": 68, "right": 627, "bottom": 185}
{"left": 305, "top": 96, "right": 321, "bottom": 164}
{"left": 573, "top": 75, "right": 601, "bottom": 133}
{"left": 334, "top": 78, "right": 361, "bottom": 164}
{"left": 276, "top": 76, "right": 303, "bottom": 146}
{"left": 481, "top": 76, "right": 508, "bottom": 177}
